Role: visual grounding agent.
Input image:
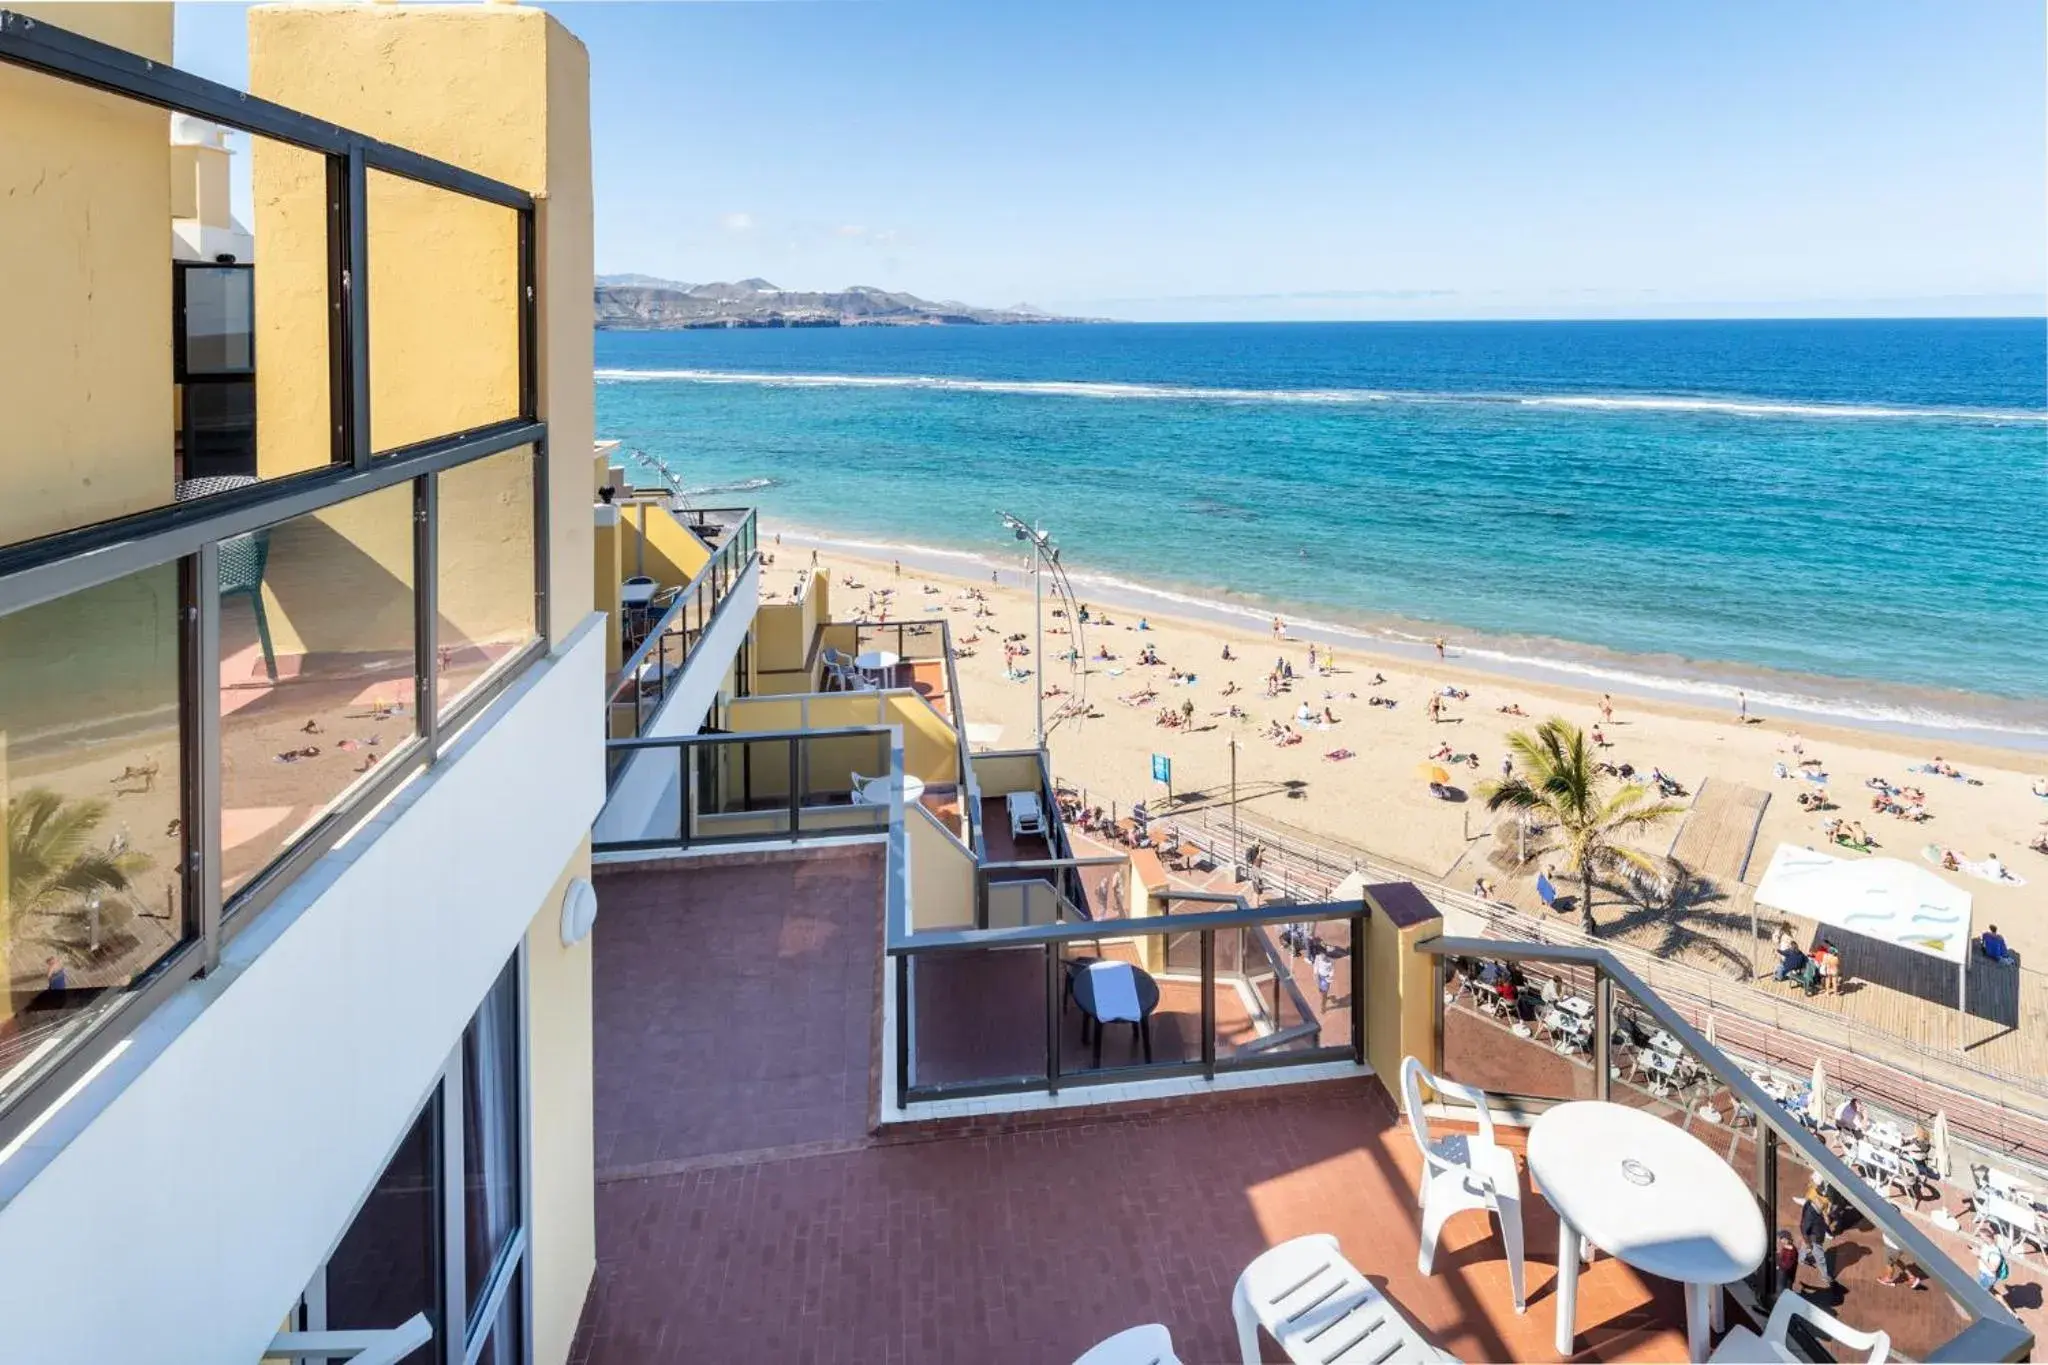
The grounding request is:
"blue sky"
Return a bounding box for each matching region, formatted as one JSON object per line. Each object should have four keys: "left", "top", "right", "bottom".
{"left": 176, "top": 1, "right": 2045, "bottom": 321}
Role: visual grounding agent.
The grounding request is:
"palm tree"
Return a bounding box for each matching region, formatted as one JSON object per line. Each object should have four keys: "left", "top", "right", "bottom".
{"left": 1477, "top": 719, "right": 1684, "bottom": 937}
{"left": 6, "top": 787, "right": 153, "bottom": 964}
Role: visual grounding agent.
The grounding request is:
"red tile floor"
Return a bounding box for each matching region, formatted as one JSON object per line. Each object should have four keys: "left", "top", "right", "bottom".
{"left": 575, "top": 850, "right": 1699, "bottom": 1364}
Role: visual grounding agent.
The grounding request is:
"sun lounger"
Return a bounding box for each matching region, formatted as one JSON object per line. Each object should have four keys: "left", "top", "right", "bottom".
{"left": 1008, "top": 790, "right": 1047, "bottom": 839}
{"left": 1232, "top": 1234, "right": 1452, "bottom": 1364}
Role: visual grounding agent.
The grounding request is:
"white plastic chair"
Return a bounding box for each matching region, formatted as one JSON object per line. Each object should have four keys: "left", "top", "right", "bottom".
{"left": 1232, "top": 1234, "right": 1448, "bottom": 1364}
{"left": 1708, "top": 1290, "right": 1889, "bottom": 1363}
{"left": 1399, "top": 1055, "right": 1526, "bottom": 1314}
{"left": 1073, "top": 1323, "right": 1180, "bottom": 1365}
{"left": 849, "top": 771, "right": 876, "bottom": 806}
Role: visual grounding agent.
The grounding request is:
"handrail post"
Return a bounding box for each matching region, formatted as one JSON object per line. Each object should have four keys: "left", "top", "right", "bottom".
{"left": 1594, "top": 966, "right": 1612, "bottom": 1101}
{"left": 786, "top": 736, "right": 800, "bottom": 836}
{"left": 1201, "top": 929, "right": 1218, "bottom": 1079}
{"left": 895, "top": 950, "right": 911, "bottom": 1112}
{"left": 1045, "top": 943, "right": 1062, "bottom": 1094}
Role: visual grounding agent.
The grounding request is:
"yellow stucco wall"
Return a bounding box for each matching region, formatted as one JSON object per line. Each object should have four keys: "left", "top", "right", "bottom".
{"left": 1352, "top": 876, "right": 1442, "bottom": 1106}
{"left": 908, "top": 805, "right": 976, "bottom": 931}
{"left": 524, "top": 839, "right": 596, "bottom": 1365}
{"left": 0, "top": 4, "right": 174, "bottom": 547}
{"left": 971, "top": 751, "right": 1045, "bottom": 799}
{"left": 247, "top": 1, "right": 594, "bottom": 656}
{"left": 621, "top": 503, "right": 712, "bottom": 588}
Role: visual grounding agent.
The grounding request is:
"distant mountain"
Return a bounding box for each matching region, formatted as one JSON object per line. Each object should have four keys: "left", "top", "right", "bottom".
{"left": 594, "top": 277, "right": 1088, "bottom": 328}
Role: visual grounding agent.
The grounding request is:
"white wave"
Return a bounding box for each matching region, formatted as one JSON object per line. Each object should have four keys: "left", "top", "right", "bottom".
{"left": 1517, "top": 394, "right": 2044, "bottom": 422}
{"left": 839, "top": 554, "right": 2048, "bottom": 743}
{"left": 598, "top": 367, "right": 1384, "bottom": 404}
{"left": 682, "top": 476, "right": 779, "bottom": 496}
{"left": 595, "top": 367, "right": 2046, "bottom": 423}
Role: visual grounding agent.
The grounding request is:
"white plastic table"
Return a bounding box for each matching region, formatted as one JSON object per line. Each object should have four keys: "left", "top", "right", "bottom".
{"left": 859, "top": 774, "right": 925, "bottom": 806}
{"left": 854, "top": 649, "right": 900, "bottom": 685}
{"left": 1528, "top": 1101, "right": 1766, "bottom": 1363}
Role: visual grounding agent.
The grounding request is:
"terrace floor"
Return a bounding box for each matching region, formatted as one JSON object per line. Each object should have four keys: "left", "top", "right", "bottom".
{"left": 574, "top": 849, "right": 1697, "bottom": 1364}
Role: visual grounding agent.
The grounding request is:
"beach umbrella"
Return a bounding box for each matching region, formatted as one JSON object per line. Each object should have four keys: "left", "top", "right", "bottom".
{"left": 1810, "top": 1059, "right": 1828, "bottom": 1122}
{"left": 1416, "top": 763, "right": 1451, "bottom": 785}
{"left": 1930, "top": 1111, "right": 1952, "bottom": 1179}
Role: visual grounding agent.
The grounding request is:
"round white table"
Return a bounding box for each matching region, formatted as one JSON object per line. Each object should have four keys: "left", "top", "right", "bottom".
{"left": 859, "top": 774, "right": 925, "bottom": 806}
{"left": 853, "top": 649, "right": 900, "bottom": 685}
{"left": 1527, "top": 1101, "right": 1766, "bottom": 1363}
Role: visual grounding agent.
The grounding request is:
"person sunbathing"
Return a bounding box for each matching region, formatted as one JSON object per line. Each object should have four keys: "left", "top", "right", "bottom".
{"left": 1322, "top": 706, "right": 1340, "bottom": 725}
{"left": 1221, "top": 680, "right": 1239, "bottom": 697}
{"left": 1324, "top": 748, "right": 1355, "bottom": 762}
{"left": 1429, "top": 743, "right": 1454, "bottom": 761}
{"left": 2031, "top": 834, "right": 2048, "bottom": 855}
{"left": 1497, "top": 702, "right": 1528, "bottom": 716}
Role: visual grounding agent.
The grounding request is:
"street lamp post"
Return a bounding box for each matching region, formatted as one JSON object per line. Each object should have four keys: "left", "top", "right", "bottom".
{"left": 998, "top": 512, "right": 1059, "bottom": 749}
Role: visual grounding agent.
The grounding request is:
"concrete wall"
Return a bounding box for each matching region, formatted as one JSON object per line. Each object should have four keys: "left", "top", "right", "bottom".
{"left": 727, "top": 691, "right": 961, "bottom": 787}
{"left": 0, "top": 4, "right": 174, "bottom": 547}
{"left": 971, "top": 751, "right": 1045, "bottom": 799}
{"left": 0, "top": 619, "right": 604, "bottom": 1363}
{"left": 620, "top": 502, "right": 712, "bottom": 588}
{"left": 751, "top": 569, "right": 829, "bottom": 678}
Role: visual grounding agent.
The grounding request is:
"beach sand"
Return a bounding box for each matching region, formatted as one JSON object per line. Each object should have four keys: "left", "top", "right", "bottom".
{"left": 765, "top": 530, "right": 2048, "bottom": 964}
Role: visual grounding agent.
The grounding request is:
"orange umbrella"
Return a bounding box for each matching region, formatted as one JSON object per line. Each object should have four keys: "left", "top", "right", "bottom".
{"left": 1416, "top": 763, "right": 1451, "bottom": 785}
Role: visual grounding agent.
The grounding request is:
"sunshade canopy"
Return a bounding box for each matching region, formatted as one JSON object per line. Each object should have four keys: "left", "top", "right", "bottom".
{"left": 1755, "top": 843, "right": 1972, "bottom": 966}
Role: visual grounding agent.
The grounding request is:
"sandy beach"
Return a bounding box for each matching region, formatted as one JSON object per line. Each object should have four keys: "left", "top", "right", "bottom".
{"left": 764, "top": 527, "right": 2048, "bottom": 965}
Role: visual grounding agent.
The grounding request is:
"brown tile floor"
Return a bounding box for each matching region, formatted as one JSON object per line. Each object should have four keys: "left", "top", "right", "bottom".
{"left": 573, "top": 1079, "right": 1691, "bottom": 1365}
{"left": 591, "top": 851, "right": 883, "bottom": 1173}
{"left": 577, "top": 853, "right": 1701, "bottom": 1364}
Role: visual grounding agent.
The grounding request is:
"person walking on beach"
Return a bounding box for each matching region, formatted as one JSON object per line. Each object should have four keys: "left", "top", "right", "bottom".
{"left": 1427, "top": 694, "right": 1443, "bottom": 723}
{"left": 893, "top": 559, "right": 901, "bottom": 577}
{"left": 810, "top": 548, "right": 819, "bottom": 568}
{"left": 1600, "top": 693, "right": 1614, "bottom": 724}
{"left": 1737, "top": 689, "right": 1748, "bottom": 722}
{"left": 1272, "top": 616, "right": 1285, "bottom": 641}
{"left": 1433, "top": 635, "right": 1446, "bottom": 661}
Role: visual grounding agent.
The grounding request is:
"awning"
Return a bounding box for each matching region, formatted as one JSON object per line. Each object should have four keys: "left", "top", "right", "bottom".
{"left": 1754, "top": 843, "right": 1972, "bottom": 966}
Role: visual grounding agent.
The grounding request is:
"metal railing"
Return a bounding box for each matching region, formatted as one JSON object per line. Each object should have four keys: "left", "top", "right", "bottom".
{"left": 606, "top": 508, "right": 758, "bottom": 747}
{"left": 595, "top": 724, "right": 894, "bottom": 853}
{"left": 0, "top": 13, "right": 546, "bottom": 1148}
{"left": 1426, "top": 936, "right": 2033, "bottom": 1364}
{"left": 839, "top": 617, "right": 979, "bottom": 855}
{"left": 1136, "top": 796, "right": 2048, "bottom": 1147}
{"left": 886, "top": 893, "right": 1367, "bottom": 1108}
{"left": 975, "top": 854, "right": 1129, "bottom": 928}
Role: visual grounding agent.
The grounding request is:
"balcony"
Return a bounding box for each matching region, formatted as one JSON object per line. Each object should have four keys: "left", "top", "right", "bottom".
{"left": 0, "top": 11, "right": 553, "bottom": 1144}
{"left": 603, "top": 504, "right": 759, "bottom": 742}
{"left": 578, "top": 801, "right": 2036, "bottom": 1363}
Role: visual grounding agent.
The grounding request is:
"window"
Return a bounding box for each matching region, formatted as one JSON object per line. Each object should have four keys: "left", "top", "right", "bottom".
{"left": 322, "top": 1096, "right": 444, "bottom": 1363}
{"left": 299, "top": 950, "right": 526, "bottom": 1363}
{"left": 0, "top": 563, "right": 192, "bottom": 1107}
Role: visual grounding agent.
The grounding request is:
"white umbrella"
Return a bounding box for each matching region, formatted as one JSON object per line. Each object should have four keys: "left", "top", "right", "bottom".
{"left": 1930, "top": 1111, "right": 1952, "bottom": 1180}
{"left": 1810, "top": 1058, "right": 1828, "bottom": 1124}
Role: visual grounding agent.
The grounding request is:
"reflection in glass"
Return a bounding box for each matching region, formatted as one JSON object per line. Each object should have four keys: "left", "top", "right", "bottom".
{"left": 366, "top": 169, "right": 521, "bottom": 452}
{"left": 0, "top": 564, "right": 188, "bottom": 1095}
{"left": 464, "top": 955, "right": 521, "bottom": 1315}
{"left": 219, "top": 482, "right": 417, "bottom": 899}
{"left": 325, "top": 1096, "right": 441, "bottom": 1363}
{"left": 436, "top": 447, "right": 538, "bottom": 714}
{"left": 470, "top": 1267, "right": 522, "bottom": 1365}
{"left": 178, "top": 265, "right": 253, "bottom": 373}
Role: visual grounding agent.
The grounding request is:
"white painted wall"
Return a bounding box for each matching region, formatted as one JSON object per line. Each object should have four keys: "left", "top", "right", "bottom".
{"left": 0, "top": 616, "right": 606, "bottom": 1364}
{"left": 593, "top": 555, "right": 759, "bottom": 845}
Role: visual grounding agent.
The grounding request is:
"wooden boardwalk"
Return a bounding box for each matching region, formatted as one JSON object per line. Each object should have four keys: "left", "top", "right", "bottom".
{"left": 1666, "top": 778, "right": 1771, "bottom": 882}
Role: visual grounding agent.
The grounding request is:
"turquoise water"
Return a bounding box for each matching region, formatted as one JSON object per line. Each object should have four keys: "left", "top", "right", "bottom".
{"left": 595, "top": 320, "right": 2048, "bottom": 740}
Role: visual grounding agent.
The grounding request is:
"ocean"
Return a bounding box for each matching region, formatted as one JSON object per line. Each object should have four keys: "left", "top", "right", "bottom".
{"left": 594, "top": 319, "right": 2048, "bottom": 745}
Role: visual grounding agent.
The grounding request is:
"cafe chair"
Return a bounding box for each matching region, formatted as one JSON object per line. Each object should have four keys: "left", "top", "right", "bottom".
{"left": 1400, "top": 1056, "right": 1526, "bottom": 1314}
{"left": 1708, "top": 1291, "right": 1888, "bottom": 1363}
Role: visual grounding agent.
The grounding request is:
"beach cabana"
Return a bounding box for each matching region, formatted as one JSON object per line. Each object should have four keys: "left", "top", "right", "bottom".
{"left": 1754, "top": 843, "right": 1974, "bottom": 1009}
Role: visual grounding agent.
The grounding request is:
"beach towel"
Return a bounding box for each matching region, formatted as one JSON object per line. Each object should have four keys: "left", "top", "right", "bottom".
{"left": 1085, "top": 961, "right": 1142, "bottom": 1023}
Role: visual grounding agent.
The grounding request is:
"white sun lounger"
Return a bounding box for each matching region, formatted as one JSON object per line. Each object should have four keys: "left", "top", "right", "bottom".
{"left": 1007, "top": 790, "right": 1047, "bottom": 839}
{"left": 1232, "top": 1234, "right": 1453, "bottom": 1364}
